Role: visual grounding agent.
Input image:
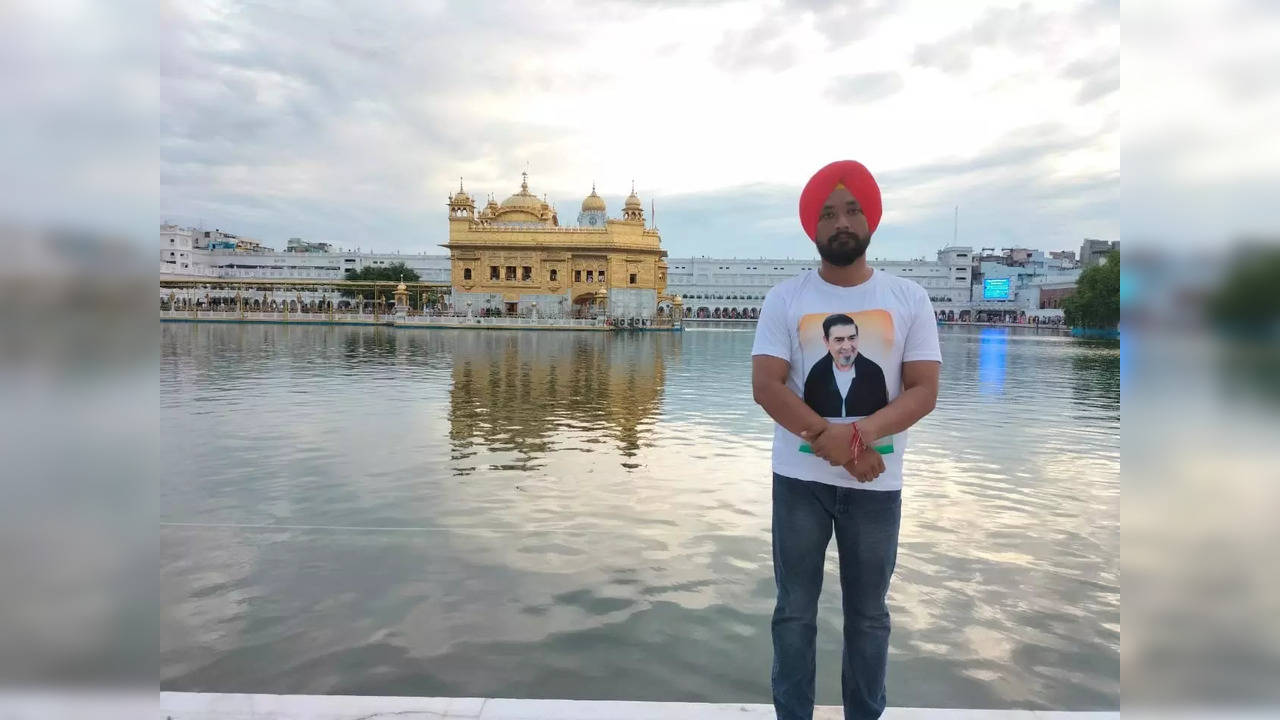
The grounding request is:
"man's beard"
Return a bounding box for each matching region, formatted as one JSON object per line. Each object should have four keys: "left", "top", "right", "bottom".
{"left": 817, "top": 231, "right": 869, "bottom": 266}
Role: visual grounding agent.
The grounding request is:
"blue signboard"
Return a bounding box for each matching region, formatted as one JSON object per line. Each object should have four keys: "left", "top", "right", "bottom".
{"left": 983, "top": 277, "right": 1012, "bottom": 300}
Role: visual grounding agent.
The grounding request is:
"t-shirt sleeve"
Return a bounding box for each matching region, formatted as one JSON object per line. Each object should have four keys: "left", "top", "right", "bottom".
{"left": 751, "top": 286, "right": 792, "bottom": 360}
{"left": 903, "top": 285, "right": 943, "bottom": 364}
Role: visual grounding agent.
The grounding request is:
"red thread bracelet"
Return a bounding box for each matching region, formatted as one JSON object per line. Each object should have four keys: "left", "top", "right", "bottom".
{"left": 849, "top": 422, "right": 866, "bottom": 465}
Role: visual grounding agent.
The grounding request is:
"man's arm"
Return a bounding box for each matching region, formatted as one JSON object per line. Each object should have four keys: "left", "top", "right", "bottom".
{"left": 806, "top": 360, "right": 940, "bottom": 464}
{"left": 752, "top": 355, "right": 829, "bottom": 439}
{"left": 854, "top": 360, "right": 940, "bottom": 446}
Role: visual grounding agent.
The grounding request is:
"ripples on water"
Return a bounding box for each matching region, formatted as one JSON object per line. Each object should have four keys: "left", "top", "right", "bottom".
{"left": 161, "top": 324, "right": 1118, "bottom": 709}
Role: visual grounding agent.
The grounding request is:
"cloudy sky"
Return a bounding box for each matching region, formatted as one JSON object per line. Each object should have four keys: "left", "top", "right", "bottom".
{"left": 161, "top": 0, "right": 1119, "bottom": 260}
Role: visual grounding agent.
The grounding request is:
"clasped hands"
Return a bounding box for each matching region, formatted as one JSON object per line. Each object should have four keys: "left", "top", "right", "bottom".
{"left": 799, "top": 421, "right": 885, "bottom": 483}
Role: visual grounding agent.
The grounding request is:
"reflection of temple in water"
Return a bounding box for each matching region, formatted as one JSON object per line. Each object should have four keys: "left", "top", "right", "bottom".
{"left": 448, "top": 332, "right": 673, "bottom": 461}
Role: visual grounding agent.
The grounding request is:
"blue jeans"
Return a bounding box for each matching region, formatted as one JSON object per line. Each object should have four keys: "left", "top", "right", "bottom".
{"left": 771, "top": 473, "right": 901, "bottom": 720}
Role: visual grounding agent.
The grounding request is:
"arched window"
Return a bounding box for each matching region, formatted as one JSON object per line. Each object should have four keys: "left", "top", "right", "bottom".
{"left": 463, "top": 268, "right": 472, "bottom": 280}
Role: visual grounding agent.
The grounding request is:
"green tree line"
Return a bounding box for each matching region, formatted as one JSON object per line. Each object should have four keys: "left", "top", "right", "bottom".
{"left": 341, "top": 262, "right": 420, "bottom": 300}
{"left": 1063, "top": 249, "right": 1120, "bottom": 329}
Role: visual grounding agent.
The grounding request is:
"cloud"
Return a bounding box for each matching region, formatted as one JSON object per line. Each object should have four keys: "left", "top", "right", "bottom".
{"left": 1075, "top": 71, "right": 1120, "bottom": 104}
{"left": 912, "top": 2, "right": 1096, "bottom": 74}
{"left": 656, "top": 121, "right": 1116, "bottom": 260}
{"left": 712, "top": 0, "right": 900, "bottom": 73}
{"left": 1063, "top": 55, "right": 1120, "bottom": 104}
{"left": 825, "top": 72, "right": 904, "bottom": 103}
{"left": 786, "top": 0, "right": 900, "bottom": 45}
{"left": 879, "top": 123, "right": 1095, "bottom": 185}
{"left": 161, "top": 0, "right": 599, "bottom": 230}
{"left": 160, "top": 0, "right": 1119, "bottom": 259}
{"left": 712, "top": 10, "right": 799, "bottom": 73}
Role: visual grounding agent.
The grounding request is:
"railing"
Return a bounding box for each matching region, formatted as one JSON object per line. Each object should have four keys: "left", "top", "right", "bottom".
{"left": 400, "top": 315, "right": 607, "bottom": 327}
{"left": 160, "top": 308, "right": 610, "bottom": 328}
{"left": 465, "top": 224, "right": 607, "bottom": 233}
{"left": 161, "top": 309, "right": 391, "bottom": 322}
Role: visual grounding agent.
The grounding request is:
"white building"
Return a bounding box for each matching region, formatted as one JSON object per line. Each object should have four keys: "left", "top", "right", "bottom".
{"left": 974, "top": 250, "right": 1083, "bottom": 314}
{"left": 159, "top": 226, "right": 452, "bottom": 283}
{"left": 667, "top": 246, "right": 974, "bottom": 319}
{"left": 160, "top": 224, "right": 196, "bottom": 273}
{"left": 286, "top": 237, "right": 334, "bottom": 253}
{"left": 160, "top": 225, "right": 1087, "bottom": 321}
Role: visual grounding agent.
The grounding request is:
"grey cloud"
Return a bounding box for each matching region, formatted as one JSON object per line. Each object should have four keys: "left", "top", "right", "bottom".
{"left": 825, "top": 72, "right": 904, "bottom": 103}
{"left": 712, "top": 0, "right": 901, "bottom": 73}
{"left": 713, "top": 11, "right": 799, "bottom": 73}
{"left": 878, "top": 123, "right": 1098, "bottom": 185}
{"left": 164, "top": 122, "right": 1116, "bottom": 262}
{"left": 912, "top": 37, "right": 975, "bottom": 73}
{"left": 806, "top": 122, "right": 1119, "bottom": 251}
{"left": 789, "top": 0, "right": 901, "bottom": 45}
{"left": 1064, "top": 54, "right": 1120, "bottom": 104}
{"left": 1063, "top": 55, "right": 1113, "bottom": 80}
{"left": 161, "top": 0, "right": 1115, "bottom": 258}
{"left": 912, "top": 3, "right": 1082, "bottom": 74}
{"left": 161, "top": 0, "right": 589, "bottom": 224}
{"left": 655, "top": 123, "right": 1115, "bottom": 259}
{"left": 1076, "top": 72, "right": 1119, "bottom": 104}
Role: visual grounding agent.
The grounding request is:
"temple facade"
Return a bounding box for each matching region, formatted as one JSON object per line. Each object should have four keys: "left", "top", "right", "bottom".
{"left": 442, "top": 173, "right": 678, "bottom": 321}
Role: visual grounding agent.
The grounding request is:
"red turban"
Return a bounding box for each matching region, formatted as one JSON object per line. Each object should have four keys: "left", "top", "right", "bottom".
{"left": 798, "top": 160, "right": 882, "bottom": 241}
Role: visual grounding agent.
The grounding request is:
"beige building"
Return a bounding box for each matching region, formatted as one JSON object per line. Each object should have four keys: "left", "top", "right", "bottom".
{"left": 442, "top": 173, "right": 676, "bottom": 320}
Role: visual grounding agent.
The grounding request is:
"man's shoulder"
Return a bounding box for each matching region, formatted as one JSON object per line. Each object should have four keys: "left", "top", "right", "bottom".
{"left": 875, "top": 270, "right": 931, "bottom": 305}
{"left": 766, "top": 271, "right": 813, "bottom": 300}
{"left": 876, "top": 269, "right": 925, "bottom": 293}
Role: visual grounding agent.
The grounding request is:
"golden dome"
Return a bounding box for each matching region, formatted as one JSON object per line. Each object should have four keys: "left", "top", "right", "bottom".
{"left": 395, "top": 282, "right": 407, "bottom": 292}
{"left": 500, "top": 172, "right": 542, "bottom": 211}
{"left": 581, "top": 183, "right": 606, "bottom": 212}
{"left": 625, "top": 181, "right": 642, "bottom": 209}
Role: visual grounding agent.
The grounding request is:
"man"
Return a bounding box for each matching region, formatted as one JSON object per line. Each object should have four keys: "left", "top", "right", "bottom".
{"left": 751, "top": 160, "right": 942, "bottom": 720}
{"left": 802, "top": 314, "right": 889, "bottom": 419}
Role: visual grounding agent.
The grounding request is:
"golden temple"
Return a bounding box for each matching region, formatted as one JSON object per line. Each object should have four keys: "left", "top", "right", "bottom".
{"left": 442, "top": 173, "right": 680, "bottom": 321}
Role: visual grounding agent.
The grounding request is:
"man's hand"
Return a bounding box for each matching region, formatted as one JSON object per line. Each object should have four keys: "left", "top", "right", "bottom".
{"left": 801, "top": 423, "right": 854, "bottom": 466}
{"left": 844, "top": 446, "right": 885, "bottom": 483}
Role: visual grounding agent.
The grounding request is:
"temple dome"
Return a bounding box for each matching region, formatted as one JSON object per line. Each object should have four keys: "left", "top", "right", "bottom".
{"left": 500, "top": 172, "right": 542, "bottom": 212}
{"left": 581, "top": 185, "right": 606, "bottom": 212}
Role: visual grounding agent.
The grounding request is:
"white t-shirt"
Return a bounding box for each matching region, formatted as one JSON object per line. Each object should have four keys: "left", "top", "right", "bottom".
{"left": 751, "top": 268, "right": 942, "bottom": 490}
{"left": 832, "top": 364, "right": 856, "bottom": 417}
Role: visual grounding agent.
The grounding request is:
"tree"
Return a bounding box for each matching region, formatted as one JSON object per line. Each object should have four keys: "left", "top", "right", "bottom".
{"left": 1206, "top": 246, "right": 1280, "bottom": 331}
{"left": 341, "top": 262, "right": 420, "bottom": 299}
{"left": 343, "top": 261, "right": 420, "bottom": 283}
{"left": 1062, "top": 249, "right": 1120, "bottom": 329}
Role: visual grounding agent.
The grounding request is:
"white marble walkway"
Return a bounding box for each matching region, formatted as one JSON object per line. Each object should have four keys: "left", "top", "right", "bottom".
{"left": 160, "top": 692, "right": 1119, "bottom": 720}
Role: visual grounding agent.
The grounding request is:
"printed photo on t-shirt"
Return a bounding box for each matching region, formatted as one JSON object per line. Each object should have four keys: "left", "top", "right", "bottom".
{"left": 797, "top": 310, "right": 895, "bottom": 455}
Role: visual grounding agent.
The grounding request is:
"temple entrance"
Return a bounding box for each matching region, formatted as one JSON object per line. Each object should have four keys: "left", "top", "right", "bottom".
{"left": 505, "top": 302, "right": 518, "bottom": 315}
{"left": 571, "top": 291, "right": 605, "bottom": 318}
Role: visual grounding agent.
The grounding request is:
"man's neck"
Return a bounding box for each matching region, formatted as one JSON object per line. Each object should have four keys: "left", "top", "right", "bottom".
{"left": 818, "top": 257, "right": 873, "bottom": 287}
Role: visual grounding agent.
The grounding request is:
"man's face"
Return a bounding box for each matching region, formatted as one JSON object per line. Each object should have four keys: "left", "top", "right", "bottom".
{"left": 814, "top": 185, "right": 870, "bottom": 266}
{"left": 825, "top": 323, "right": 859, "bottom": 370}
